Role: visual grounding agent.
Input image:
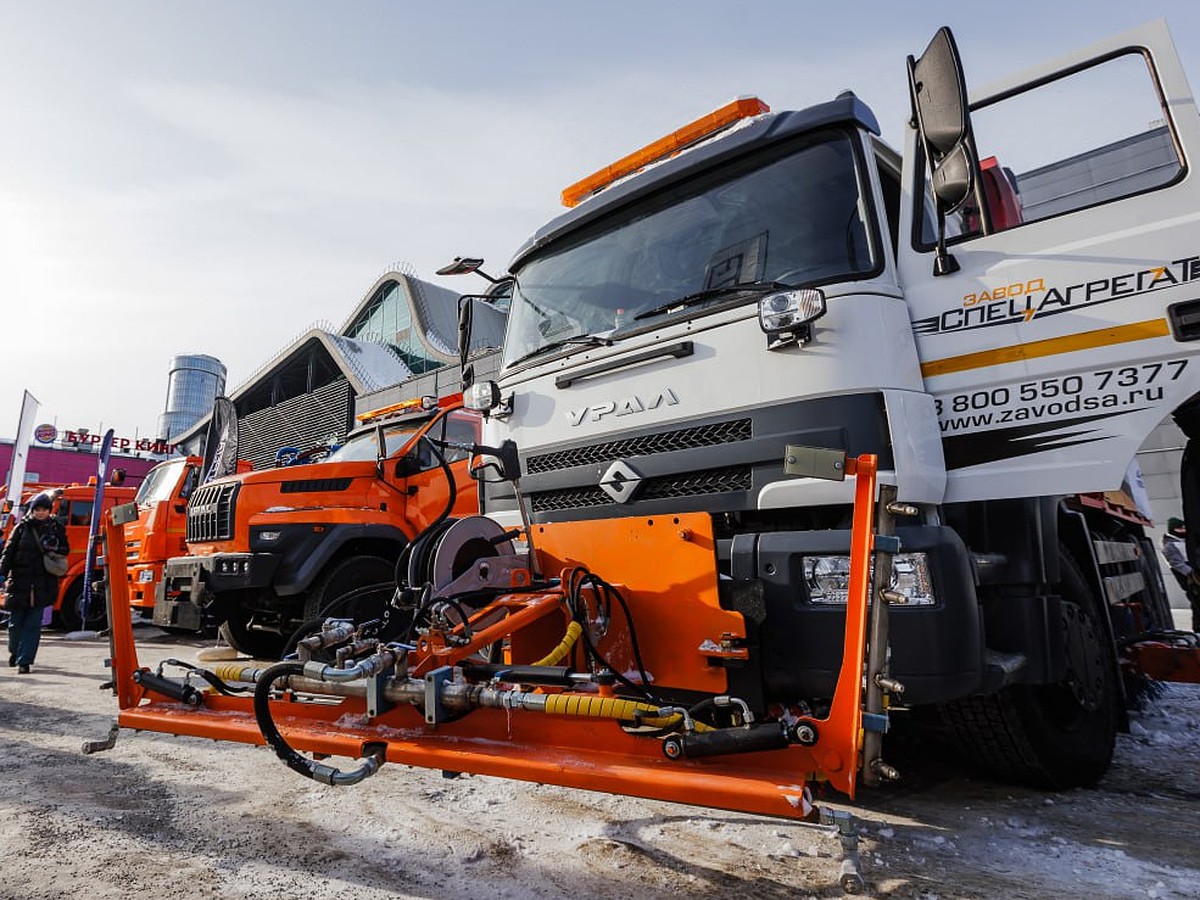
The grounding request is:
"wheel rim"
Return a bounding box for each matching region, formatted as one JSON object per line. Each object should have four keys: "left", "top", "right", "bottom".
{"left": 1042, "top": 602, "right": 1106, "bottom": 729}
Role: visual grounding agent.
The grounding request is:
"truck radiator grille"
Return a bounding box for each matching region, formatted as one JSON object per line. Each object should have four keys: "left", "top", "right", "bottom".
{"left": 186, "top": 482, "right": 238, "bottom": 543}
{"left": 525, "top": 418, "right": 751, "bottom": 474}
{"left": 530, "top": 465, "right": 752, "bottom": 512}
{"left": 280, "top": 477, "right": 353, "bottom": 494}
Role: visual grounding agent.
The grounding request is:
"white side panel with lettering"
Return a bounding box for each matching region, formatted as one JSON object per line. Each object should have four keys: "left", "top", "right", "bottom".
{"left": 899, "top": 21, "right": 1200, "bottom": 503}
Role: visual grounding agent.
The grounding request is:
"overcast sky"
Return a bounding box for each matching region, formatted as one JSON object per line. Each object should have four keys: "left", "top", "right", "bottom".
{"left": 3, "top": 1, "right": 1200, "bottom": 443}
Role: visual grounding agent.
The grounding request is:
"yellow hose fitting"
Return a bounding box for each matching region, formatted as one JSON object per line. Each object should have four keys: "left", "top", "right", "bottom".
{"left": 532, "top": 621, "right": 583, "bottom": 667}
{"left": 211, "top": 663, "right": 260, "bottom": 684}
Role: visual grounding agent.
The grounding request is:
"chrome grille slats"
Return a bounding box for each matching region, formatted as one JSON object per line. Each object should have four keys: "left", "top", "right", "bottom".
{"left": 530, "top": 465, "right": 752, "bottom": 513}
{"left": 640, "top": 466, "right": 752, "bottom": 500}
{"left": 185, "top": 482, "right": 238, "bottom": 542}
{"left": 525, "top": 418, "right": 751, "bottom": 474}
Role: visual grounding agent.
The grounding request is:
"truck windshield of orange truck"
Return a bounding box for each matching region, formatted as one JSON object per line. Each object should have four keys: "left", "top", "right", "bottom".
{"left": 325, "top": 423, "right": 423, "bottom": 463}
{"left": 134, "top": 459, "right": 189, "bottom": 506}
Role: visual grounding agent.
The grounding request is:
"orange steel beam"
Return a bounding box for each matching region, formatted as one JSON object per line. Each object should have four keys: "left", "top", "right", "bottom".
{"left": 106, "top": 511, "right": 148, "bottom": 710}
{"left": 119, "top": 699, "right": 818, "bottom": 819}
{"left": 1126, "top": 642, "right": 1200, "bottom": 683}
{"left": 106, "top": 456, "right": 880, "bottom": 810}
{"left": 410, "top": 590, "right": 567, "bottom": 676}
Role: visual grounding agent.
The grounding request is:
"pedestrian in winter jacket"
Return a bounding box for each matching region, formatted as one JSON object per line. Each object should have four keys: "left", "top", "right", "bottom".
{"left": 0, "top": 493, "right": 69, "bottom": 672}
{"left": 1162, "top": 516, "right": 1200, "bottom": 632}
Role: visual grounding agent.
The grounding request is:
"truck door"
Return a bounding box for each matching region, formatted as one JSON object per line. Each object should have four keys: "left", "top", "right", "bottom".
{"left": 397, "top": 409, "right": 482, "bottom": 531}
{"left": 899, "top": 21, "right": 1200, "bottom": 503}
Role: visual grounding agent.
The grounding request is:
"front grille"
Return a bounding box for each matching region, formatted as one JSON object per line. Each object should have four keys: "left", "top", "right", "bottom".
{"left": 280, "top": 477, "right": 353, "bottom": 494}
{"left": 640, "top": 466, "right": 752, "bottom": 499}
{"left": 526, "top": 418, "right": 752, "bottom": 474}
{"left": 186, "top": 482, "right": 238, "bottom": 543}
{"left": 530, "top": 465, "right": 752, "bottom": 513}
{"left": 531, "top": 486, "right": 608, "bottom": 512}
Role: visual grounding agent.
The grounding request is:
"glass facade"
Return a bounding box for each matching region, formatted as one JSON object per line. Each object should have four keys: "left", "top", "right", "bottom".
{"left": 158, "top": 354, "right": 227, "bottom": 441}
{"left": 343, "top": 279, "right": 444, "bottom": 374}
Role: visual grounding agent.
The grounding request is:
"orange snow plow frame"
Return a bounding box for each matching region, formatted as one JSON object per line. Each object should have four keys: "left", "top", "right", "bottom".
{"left": 105, "top": 456, "right": 881, "bottom": 817}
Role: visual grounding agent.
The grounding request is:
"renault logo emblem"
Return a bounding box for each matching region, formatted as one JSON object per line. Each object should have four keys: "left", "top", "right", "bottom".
{"left": 599, "top": 460, "right": 643, "bottom": 504}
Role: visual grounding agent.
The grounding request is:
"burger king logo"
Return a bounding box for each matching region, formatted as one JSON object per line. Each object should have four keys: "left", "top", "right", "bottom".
{"left": 33, "top": 423, "right": 57, "bottom": 444}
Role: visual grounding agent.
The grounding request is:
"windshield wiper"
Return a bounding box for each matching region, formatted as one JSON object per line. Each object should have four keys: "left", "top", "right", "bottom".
{"left": 508, "top": 334, "right": 613, "bottom": 367}
{"left": 632, "top": 281, "right": 792, "bottom": 322}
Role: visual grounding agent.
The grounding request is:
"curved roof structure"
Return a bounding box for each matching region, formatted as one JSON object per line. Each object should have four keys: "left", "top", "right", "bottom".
{"left": 340, "top": 270, "right": 506, "bottom": 371}
{"left": 177, "top": 269, "right": 505, "bottom": 469}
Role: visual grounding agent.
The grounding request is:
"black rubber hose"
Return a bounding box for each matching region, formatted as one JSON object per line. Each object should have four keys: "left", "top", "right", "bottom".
{"left": 392, "top": 438, "right": 458, "bottom": 589}
{"left": 567, "top": 568, "right": 659, "bottom": 703}
{"left": 252, "top": 661, "right": 316, "bottom": 780}
{"left": 159, "top": 658, "right": 250, "bottom": 696}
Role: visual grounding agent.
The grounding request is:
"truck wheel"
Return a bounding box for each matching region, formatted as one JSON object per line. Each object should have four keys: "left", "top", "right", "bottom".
{"left": 302, "top": 555, "right": 396, "bottom": 625}
{"left": 218, "top": 612, "right": 285, "bottom": 660}
{"left": 939, "top": 551, "right": 1120, "bottom": 789}
{"left": 55, "top": 578, "right": 108, "bottom": 633}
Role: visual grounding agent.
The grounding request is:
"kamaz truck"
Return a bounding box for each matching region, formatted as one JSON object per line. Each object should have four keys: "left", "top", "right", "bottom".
{"left": 124, "top": 456, "right": 206, "bottom": 625}
{"left": 158, "top": 398, "right": 480, "bottom": 657}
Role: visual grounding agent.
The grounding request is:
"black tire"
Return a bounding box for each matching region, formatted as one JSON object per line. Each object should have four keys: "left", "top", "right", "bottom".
{"left": 55, "top": 577, "right": 108, "bottom": 633}
{"left": 218, "top": 611, "right": 285, "bottom": 660}
{"left": 302, "top": 555, "right": 396, "bottom": 624}
{"left": 939, "top": 551, "right": 1120, "bottom": 789}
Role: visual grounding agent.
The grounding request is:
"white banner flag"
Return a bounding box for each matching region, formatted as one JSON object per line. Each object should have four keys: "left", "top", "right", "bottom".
{"left": 3, "top": 390, "right": 41, "bottom": 528}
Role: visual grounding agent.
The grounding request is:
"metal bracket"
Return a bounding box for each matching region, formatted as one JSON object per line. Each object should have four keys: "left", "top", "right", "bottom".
{"left": 783, "top": 445, "right": 847, "bottom": 481}
{"left": 81, "top": 721, "right": 121, "bottom": 755}
{"left": 111, "top": 503, "right": 139, "bottom": 526}
{"left": 424, "top": 666, "right": 454, "bottom": 727}
{"left": 366, "top": 668, "right": 392, "bottom": 720}
{"left": 861, "top": 712, "right": 890, "bottom": 734}
{"left": 873, "top": 535, "right": 901, "bottom": 554}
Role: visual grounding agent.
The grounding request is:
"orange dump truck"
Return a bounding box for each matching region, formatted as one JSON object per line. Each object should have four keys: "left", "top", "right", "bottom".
{"left": 158, "top": 398, "right": 480, "bottom": 657}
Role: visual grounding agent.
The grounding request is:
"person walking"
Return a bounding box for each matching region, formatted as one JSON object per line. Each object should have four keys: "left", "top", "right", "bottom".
{"left": 1161, "top": 516, "right": 1200, "bottom": 632}
{"left": 0, "top": 493, "right": 69, "bottom": 673}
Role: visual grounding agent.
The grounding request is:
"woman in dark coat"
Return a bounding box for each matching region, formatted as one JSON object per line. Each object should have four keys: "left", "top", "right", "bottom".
{"left": 0, "top": 493, "right": 69, "bottom": 673}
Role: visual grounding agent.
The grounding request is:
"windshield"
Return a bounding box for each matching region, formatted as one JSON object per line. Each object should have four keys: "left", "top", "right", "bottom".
{"left": 505, "top": 130, "right": 875, "bottom": 366}
{"left": 323, "top": 423, "right": 422, "bottom": 463}
{"left": 134, "top": 459, "right": 188, "bottom": 506}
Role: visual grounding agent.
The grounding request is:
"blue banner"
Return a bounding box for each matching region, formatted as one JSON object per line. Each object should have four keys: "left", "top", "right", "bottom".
{"left": 79, "top": 428, "right": 115, "bottom": 626}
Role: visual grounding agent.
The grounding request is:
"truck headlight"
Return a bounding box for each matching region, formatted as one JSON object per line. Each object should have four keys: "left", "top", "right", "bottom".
{"left": 758, "top": 288, "right": 825, "bottom": 350}
{"left": 258, "top": 530, "right": 281, "bottom": 542}
{"left": 805, "top": 552, "right": 935, "bottom": 606}
{"left": 138, "top": 569, "right": 154, "bottom": 583}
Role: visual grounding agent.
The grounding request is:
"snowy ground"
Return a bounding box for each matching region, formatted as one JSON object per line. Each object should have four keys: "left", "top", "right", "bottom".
{"left": 1, "top": 627, "right": 1197, "bottom": 899}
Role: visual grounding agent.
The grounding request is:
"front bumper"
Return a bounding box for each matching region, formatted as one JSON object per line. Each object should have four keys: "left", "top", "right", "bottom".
{"left": 725, "top": 525, "right": 984, "bottom": 706}
{"left": 161, "top": 553, "right": 281, "bottom": 607}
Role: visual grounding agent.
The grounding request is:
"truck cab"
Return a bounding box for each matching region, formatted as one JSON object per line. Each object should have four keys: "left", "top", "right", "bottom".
{"left": 458, "top": 22, "right": 1200, "bottom": 788}
{"left": 160, "top": 398, "right": 480, "bottom": 657}
{"left": 124, "top": 456, "right": 204, "bottom": 621}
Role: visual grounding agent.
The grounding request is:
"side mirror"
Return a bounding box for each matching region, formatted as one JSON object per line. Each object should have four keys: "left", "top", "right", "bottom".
{"left": 394, "top": 456, "right": 422, "bottom": 478}
{"left": 908, "top": 27, "right": 983, "bottom": 274}
{"left": 458, "top": 294, "right": 474, "bottom": 388}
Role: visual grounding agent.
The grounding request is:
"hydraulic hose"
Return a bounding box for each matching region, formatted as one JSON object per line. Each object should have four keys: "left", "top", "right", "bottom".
{"left": 538, "top": 694, "right": 700, "bottom": 731}
{"left": 532, "top": 621, "right": 582, "bottom": 667}
{"left": 252, "top": 661, "right": 384, "bottom": 786}
{"left": 394, "top": 439, "right": 457, "bottom": 588}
